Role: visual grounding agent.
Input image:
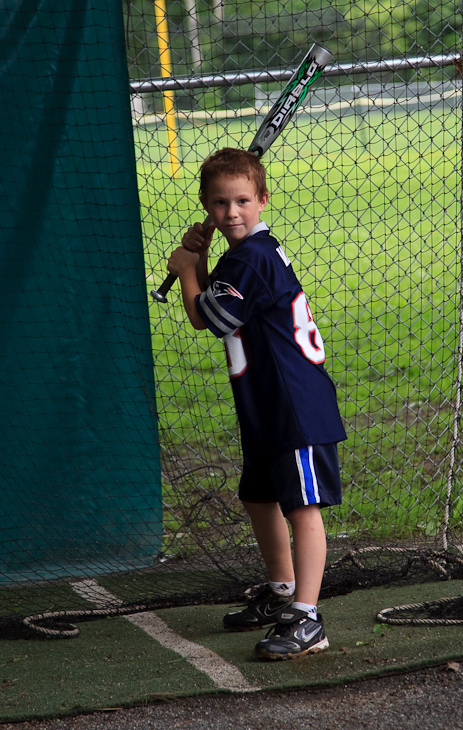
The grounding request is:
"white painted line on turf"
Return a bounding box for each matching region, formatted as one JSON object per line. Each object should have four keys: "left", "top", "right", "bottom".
{"left": 71, "top": 579, "right": 260, "bottom": 693}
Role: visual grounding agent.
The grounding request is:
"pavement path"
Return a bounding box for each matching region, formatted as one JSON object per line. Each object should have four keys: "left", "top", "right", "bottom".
{"left": 2, "top": 663, "right": 463, "bottom": 730}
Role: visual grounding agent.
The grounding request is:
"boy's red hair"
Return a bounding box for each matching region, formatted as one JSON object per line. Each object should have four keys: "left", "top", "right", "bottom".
{"left": 199, "top": 147, "right": 268, "bottom": 200}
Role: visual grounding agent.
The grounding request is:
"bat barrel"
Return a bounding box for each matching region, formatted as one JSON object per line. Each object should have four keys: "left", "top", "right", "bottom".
{"left": 247, "top": 43, "right": 332, "bottom": 158}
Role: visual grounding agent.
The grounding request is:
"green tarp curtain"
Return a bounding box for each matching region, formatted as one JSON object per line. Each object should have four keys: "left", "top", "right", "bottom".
{"left": 0, "top": 0, "right": 162, "bottom": 582}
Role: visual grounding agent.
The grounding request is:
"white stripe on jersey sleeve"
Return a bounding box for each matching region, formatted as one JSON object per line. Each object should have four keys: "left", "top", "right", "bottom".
{"left": 199, "top": 288, "right": 245, "bottom": 334}
{"left": 276, "top": 246, "right": 291, "bottom": 267}
{"left": 199, "top": 292, "right": 235, "bottom": 334}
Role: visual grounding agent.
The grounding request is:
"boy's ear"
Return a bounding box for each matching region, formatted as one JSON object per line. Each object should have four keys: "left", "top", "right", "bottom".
{"left": 200, "top": 195, "right": 209, "bottom": 212}
{"left": 259, "top": 191, "right": 270, "bottom": 211}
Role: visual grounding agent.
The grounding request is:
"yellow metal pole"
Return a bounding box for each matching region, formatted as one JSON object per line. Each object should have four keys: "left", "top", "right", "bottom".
{"left": 154, "top": 0, "right": 180, "bottom": 178}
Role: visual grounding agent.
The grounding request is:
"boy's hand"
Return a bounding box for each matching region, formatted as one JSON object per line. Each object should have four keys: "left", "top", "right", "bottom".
{"left": 182, "top": 221, "right": 215, "bottom": 253}
{"left": 167, "top": 246, "right": 199, "bottom": 278}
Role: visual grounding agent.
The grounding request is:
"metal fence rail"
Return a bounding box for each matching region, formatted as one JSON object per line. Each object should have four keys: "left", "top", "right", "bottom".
{"left": 130, "top": 53, "right": 459, "bottom": 93}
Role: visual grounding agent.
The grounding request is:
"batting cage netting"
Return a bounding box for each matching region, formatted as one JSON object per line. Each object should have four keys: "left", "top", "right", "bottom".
{"left": 1, "top": 0, "right": 462, "bottom": 637}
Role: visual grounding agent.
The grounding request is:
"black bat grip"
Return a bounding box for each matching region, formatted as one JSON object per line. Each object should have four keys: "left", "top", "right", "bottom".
{"left": 151, "top": 273, "right": 177, "bottom": 304}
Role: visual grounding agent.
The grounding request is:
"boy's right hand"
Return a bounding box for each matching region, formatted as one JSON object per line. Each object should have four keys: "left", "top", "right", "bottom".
{"left": 182, "top": 221, "right": 215, "bottom": 253}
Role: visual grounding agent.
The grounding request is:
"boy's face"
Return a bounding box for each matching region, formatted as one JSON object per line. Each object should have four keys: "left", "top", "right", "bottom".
{"left": 201, "top": 174, "right": 269, "bottom": 248}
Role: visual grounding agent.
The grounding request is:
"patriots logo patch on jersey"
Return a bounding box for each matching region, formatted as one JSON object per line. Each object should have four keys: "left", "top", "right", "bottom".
{"left": 212, "top": 280, "right": 244, "bottom": 300}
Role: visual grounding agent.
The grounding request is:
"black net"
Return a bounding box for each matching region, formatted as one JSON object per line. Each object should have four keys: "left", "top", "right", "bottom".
{"left": 0, "top": 0, "right": 462, "bottom": 638}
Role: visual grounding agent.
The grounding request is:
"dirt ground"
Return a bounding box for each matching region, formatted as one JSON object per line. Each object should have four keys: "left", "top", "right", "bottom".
{"left": 2, "top": 663, "right": 463, "bottom": 730}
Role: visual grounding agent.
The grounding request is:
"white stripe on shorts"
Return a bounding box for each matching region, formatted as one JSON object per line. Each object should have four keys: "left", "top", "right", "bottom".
{"left": 295, "top": 446, "right": 321, "bottom": 505}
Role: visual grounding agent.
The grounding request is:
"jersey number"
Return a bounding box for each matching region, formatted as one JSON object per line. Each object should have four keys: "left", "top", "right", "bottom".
{"left": 292, "top": 292, "right": 325, "bottom": 364}
{"left": 224, "top": 294, "right": 325, "bottom": 377}
{"left": 224, "top": 329, "right": 248, "bottom": 378}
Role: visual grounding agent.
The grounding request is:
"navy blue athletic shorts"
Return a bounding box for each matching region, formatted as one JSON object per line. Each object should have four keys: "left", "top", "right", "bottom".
{"left": 238, "top": 443, "right": 342, "bottom": 516}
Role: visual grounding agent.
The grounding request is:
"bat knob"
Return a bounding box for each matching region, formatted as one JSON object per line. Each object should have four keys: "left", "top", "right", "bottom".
{"left": 150, "top": 289, "right": 168, "bottom": 303}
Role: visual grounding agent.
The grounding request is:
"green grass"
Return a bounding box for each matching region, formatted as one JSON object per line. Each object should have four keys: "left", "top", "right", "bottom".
{"left": 138, "top": 106, "right": 461, "bottom": 542}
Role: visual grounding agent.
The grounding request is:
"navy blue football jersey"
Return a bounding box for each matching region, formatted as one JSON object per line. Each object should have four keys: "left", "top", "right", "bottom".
{"left": 195, "top": 223, "right": 346, "bottom": 457}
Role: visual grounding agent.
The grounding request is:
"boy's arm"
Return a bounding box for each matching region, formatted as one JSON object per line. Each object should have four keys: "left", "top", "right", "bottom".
{"left": 167, "top": 247, "right": 207, "bottom": 330}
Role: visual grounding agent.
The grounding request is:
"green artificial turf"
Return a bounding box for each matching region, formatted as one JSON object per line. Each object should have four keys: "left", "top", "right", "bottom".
{"left": 1, "top": 580, "right": 462, "bottom": 723}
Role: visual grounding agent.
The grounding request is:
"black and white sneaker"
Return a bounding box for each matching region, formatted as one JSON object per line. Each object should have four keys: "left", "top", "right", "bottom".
{"left": 255, "top": 607, "right": 329, "bottom": 660}
{"left": 223, "top": 584, "right": 294, "bottom": 632}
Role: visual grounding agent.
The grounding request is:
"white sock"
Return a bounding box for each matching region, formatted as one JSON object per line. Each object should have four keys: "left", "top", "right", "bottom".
{"left": 269, "top": 580, "right": 295, "bottom": 597}
{"left": 291, "top": 601, "right": 318, "bottom": 619}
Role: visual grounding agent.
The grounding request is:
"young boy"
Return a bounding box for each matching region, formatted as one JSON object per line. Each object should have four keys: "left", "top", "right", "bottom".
{"left": 167, "top": 148, "right": 346, "bottom": 661}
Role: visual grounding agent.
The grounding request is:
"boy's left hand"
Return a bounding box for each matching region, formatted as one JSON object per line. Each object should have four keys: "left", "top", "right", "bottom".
{"left": 167, "top": 246, "right": 199, "bottom": 277}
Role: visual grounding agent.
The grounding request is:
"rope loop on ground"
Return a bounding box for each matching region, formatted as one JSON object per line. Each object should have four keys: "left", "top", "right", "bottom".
{"left": 377, "top": 595, "right": 463, "bottom": 626}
